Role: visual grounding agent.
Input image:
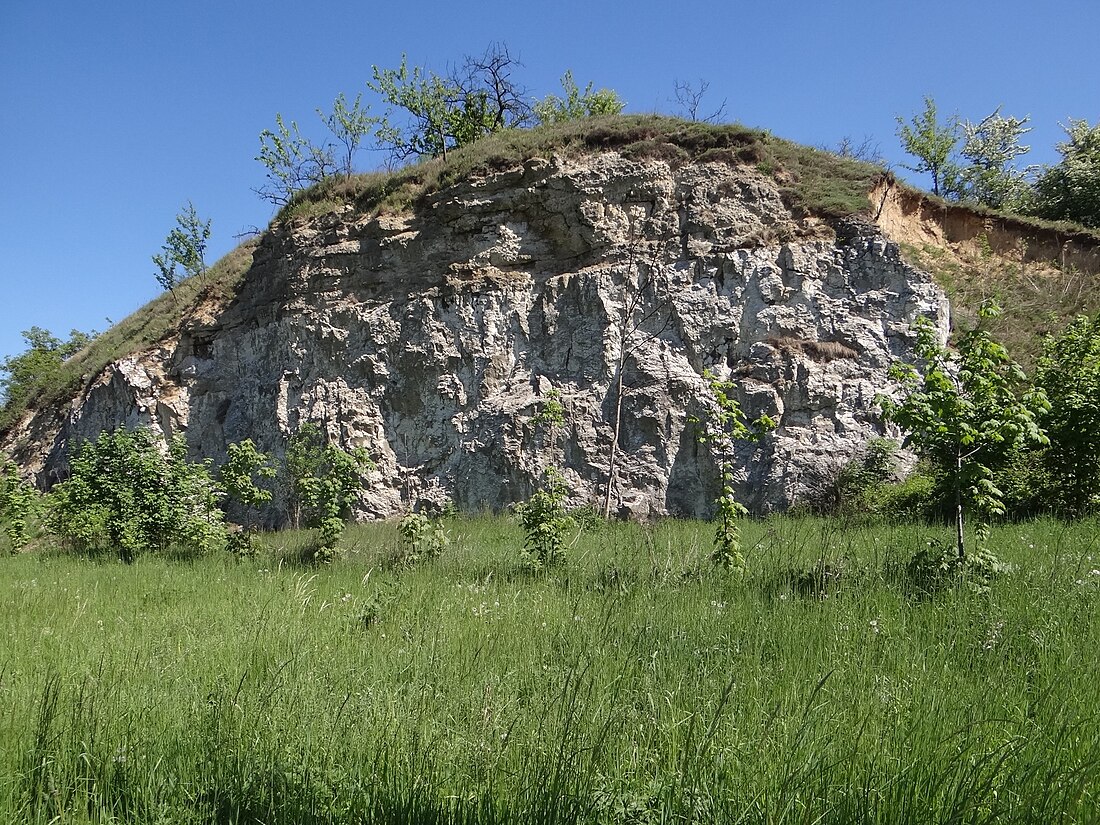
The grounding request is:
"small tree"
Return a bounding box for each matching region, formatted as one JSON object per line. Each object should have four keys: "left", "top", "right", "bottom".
{"left": 218, "top": 439, "right": 277, "bottom": 553}
{"left": 671, "top": 78, "right": 726, "bottom": 124}
{"left": 896, "top": 96, "right": 960, "bottom": 198}
{"left": 255, "top": 114, "right": 336, "bottom": 205}
{"left": 517, "top": 467, "right": 572, "bottom": 572}
{"left": 285, "top": 423, "right": 371, "bottom": 562}
{"left": 153, "top": 202, "right": 211, "bottom": 293}
{"left": 880, "top": 301, "right": 1049, "bottom": 560}
{"left": 48, "top": 428, "right": 224, "bottom": 562}
{"left": 693, "top": 371, "right": 775, "bottom": 573}
{"left": 534, "top": 71, "right": 625, "bottom": 125}
{"left": 0, "top": 459, "right": 38, "bottom": 551}
{"left": 602, "top": 237, "right": 672, "bottom": 518}
{"left": 0, "top": 327, "right": 94, "bottom": 411}
{"left": 1036, "top": 313, "right": 1100, "bottom": 515}
{"left": 370, "top": 45, "right": 530, "bottom": 163}
{"left": 957, "top": 108, "right": 1034, "bottom": 210}
{"left": 1029, "top": 118, "right": 1100, "bottom": 228}
{"left": 318, "top": 92, "right": 380, "bottom": 178}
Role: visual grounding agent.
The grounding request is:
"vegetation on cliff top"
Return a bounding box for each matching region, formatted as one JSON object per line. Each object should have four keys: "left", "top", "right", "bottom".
{"left": 2, "top": 112, "right": 1098, "bottom": 437}
{"left": 0, "top": 239, "right": 257, "bottom": 435}
{"left": 278, "top": 113, "right": 888, "bottom": 224}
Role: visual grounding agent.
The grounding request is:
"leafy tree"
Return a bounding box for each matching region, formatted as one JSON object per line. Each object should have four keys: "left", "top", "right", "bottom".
{"left": 218, "top": 439, "right": 276, "bottom": 553}
{"left": 1035, "top": 313, "right": 1100, "bottom": 514}
{"left": 1028, "top": 118, "right": 1100, "bottom": 228}
{"left": 896, "top": 96, "right": 959, "bottom": 197}
{"left": 880, "top": 302, "right": 1049, "bottom": 560}
{"left": 219, "top": 439, "right": 276, "bottom": 510}
{"left": 318, "top": 92, "right": 380, "bottom": 178}
{"left": 517, "top": 467, "right": 573, "bottom": 571}
{"left": 956, "top": 108, "right": 1034, "bottom": 210}
{"left": 255, "top": 114, "right": 336, "bottom": 205}
{"left": 693, "top": 370, "right": 775, "bottom": 573}
{"left": 48, "top": 428, "right": 225, "bottom": 562}
{"left": 0, "top": 459, "right": 38, "bottom": 551}
{"left": 285, "top": 423, "right": 371, "bottom": 562}
{"left": 370, "top": 44, "right": 531, "bottom": 162}
{"left": 0, "top": 327, "right": 95, "bottom": 411}
{"left": 153, "top": 201, "right": 211, "bottom": 292}
{"left": 534, "top": 71, "right": 625, "bottom": 125}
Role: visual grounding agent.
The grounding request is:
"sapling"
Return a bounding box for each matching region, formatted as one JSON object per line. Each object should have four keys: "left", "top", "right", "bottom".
{"left": 880, "top": 300, "right": 1048, "bottom": 561}
{"left": 693, "top": 370, "right": 775, "bottom": 573}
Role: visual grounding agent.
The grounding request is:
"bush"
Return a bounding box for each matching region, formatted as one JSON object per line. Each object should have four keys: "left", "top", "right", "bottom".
{"left": 903, "top": 539, "right": 1012, "bottom": 597}
{"left": 285, "top": 424, "right": 371, "bottom": 563}
{"left": 48, "top": 428, "right": 224, "bottom": 562}
{"left": 396, "top": 511, "right": 449, "bottom": 567}
{"left": 865, "top": 468, "right": 941, "bottom": 522}
{"left": 517, "top": 468, "right": 574, "bottom": 571}
{"left": 0, "top": 460, "right": 39, "bottom": 551}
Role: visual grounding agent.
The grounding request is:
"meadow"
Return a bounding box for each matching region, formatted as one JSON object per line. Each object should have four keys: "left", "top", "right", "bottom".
{"left": 2, "top": 515, "right": 1099, "bottom": 824}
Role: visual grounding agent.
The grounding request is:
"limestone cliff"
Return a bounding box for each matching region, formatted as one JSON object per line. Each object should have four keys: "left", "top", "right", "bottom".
{"left": 4, "top": 152, "right": 949, "bottom": 519}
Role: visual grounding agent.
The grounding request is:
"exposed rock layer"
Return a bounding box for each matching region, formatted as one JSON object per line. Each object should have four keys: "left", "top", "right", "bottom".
{"left": 6, "top": 153, "right": 949, "bottom": 518}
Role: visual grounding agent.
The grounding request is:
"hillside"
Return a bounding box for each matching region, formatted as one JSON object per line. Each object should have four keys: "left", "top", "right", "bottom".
{"left": 3, "top": 116, "right": 1098, "bottom": 517}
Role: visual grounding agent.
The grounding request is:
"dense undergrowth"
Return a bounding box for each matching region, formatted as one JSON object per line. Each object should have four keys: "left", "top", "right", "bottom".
{"left": 2, "top": 515, "right": 1099, "bottom": 824}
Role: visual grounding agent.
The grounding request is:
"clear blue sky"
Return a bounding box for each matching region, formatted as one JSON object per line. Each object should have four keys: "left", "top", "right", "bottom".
{"left": 1, "top": 0, "right": 1097, "bottom": 365}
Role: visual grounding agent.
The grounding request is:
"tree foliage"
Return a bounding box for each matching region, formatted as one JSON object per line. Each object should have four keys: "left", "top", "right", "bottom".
{"left": 896, "top": 96, "right": 959, "bottom": 198}
{"left": 370, "top": 44, "right": 531, "bottom": 162}
{"left": 153, "top": 201, "right": 211, "bottom": 292}
{"left": 956, "top": 109, "right": 1034, "bottom": 210}
{"left": 534, "top": 71, "right": 625, "bottom": 125}
{"left": 1028, "top": 118, "right": 1100, "bottom": 228}
{"left": 0, "top": 327, "right": 95, "bottom": 412}
{"left": 517, "top": 467, "right": 573, "bottom": 571}
{"left": 0, "top": 459, "right": 38, "bottom": 551}
{"left": 694, "top": 370, "right": 776, "bottom": 573}
{"left": 880, "top": 302, "right": 1049, "bottom": 560}
{"left": 48, "top": 428, "right": 225, "bottom": 562}
{"left": 318, "top": 92, "right": 380, "bottom": 179}
{"left": 1036, "top": 313, "right": 1100, "bottom": 514}
{"left": 255, "top": 114, "right": 337, "bottom": 206}
{"left": 285, "top": 423, "right": 371, "bottom": 562}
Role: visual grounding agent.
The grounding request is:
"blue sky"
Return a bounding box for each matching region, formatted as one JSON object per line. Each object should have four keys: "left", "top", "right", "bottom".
{"left": 1, "top": 0, "right": 1097, "bottom": 365}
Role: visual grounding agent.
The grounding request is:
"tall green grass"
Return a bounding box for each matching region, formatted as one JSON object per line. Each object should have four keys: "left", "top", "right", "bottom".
{"left": 2, "top": 516, "right": 1099, "bottom": 823}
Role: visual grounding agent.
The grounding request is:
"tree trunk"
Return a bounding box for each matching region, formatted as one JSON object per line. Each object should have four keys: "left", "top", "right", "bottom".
{"left": 955, "top": 449, "right": 966, "bottom": 561}
{"left": 603, "top": 352, "right": 626, "bottom": 519}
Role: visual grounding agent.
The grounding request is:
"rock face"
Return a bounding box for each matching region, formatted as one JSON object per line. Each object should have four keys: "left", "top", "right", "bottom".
{"left": 6, "top": 152, "right": 949, "bottom": 519}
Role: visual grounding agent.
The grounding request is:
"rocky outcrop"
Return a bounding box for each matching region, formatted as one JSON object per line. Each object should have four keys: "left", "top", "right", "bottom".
{"left": 5, "top": 152, "right": 949, "bottom": 519}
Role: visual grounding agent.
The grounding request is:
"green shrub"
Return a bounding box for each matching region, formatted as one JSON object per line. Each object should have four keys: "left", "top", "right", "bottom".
{"left": 903, "top": 539, "right": 1012, "bottom": 596}
{"left": 517, "top": 468, "right": 574, "bottom": 571}
{"left": 0, "top": 460, "right": 39, "bottom": 551}
{"left": 864, "top": 468, "right": 941, "bottom": 522}
{"left": 47, "top": 428, "right": 225, "bottom": 562}
{"left": 396, "top": 511, "right": 449, "bottom": 567}
{"left": 285, "top": 424, "right": 371, "bottom": 563}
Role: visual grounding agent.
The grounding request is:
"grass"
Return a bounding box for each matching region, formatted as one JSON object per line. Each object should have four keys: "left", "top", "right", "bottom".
{"left": 898, "top": 238, "right": 1100, "bottom": 369}
{"left": 3, "top": 515, "right": 1099, "bottom": 823}
{"left": 279, "top": 114, "right": 889, "bottom": 225}
{"left": 0, "top": 239, "right": 258, "bottom": 436}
